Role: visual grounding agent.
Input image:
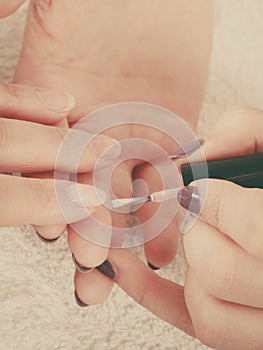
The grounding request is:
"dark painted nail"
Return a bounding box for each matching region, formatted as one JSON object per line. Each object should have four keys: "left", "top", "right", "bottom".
{"left": 169, "top": 138, "right": 204, "bottom": 159}
{"left": 72, "top": 254, "right": 93, "bottom": 273}
{"left": 177, "top": 186, "right": 201, "bottom": 215}
{"left": 96, "top": 260, "right": 116, "bottom": 279}
{"left": 147, "top": 261, "right": 160, "bottom": 271}
{"left": 74, "top": 290, "right": 89, "bottom": 308}
{"left": 35, "top": 231, "right": 59, "bottom": 244}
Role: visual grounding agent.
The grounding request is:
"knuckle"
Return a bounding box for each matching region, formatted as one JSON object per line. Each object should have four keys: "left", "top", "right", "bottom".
{"left": 33, "top": 0, "right": 54, "bottom": 8}
{"left": 26, "top": 178, "right": 53, "bottom": 218}
{"left": 224, "top": 105, "right": 254, "bottom": 120}
{"left": 32, "top": 0, "right": 57, "bottom": 38}
{"left": 204, "top": 251, "right": 238, "bottom": 298}
{"left": 134, "top": 282, "right": 148, "bottom": 308}
{"left": 204, "top": 187, "right": 222, "bottom": 228}
{"left": 245, "top": 189, "right": 263, "bottom": 259}
{"left": 133, "top": 276, "right": 158, "bottom": 310}
{"left": 222, "top": 106, "right": 263, "bottom": 137}
{"left": 0, "top": 119, "right": 9, "bottom": 150}
{"left": 53, "top": 126, "right": 66, "bottom": 147}
{"left": 195, "top": 306, "right": 227, "bottom": 349}
{"left": 0, "top": 83, "right": 23, "bottom": 110}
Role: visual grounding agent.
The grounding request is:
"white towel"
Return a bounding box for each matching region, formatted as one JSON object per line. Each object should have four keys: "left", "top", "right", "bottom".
{"left": 0, "top": 1, "right": 262, "bottom": 349}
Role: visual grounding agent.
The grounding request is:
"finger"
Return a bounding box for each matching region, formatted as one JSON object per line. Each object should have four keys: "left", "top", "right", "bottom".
{"left": 68, "top": 203, "right": 110, "bottom": 269}
{"left": 187, "top": 179, "right": 263, "bottom": 261}
{"left": 133, "top": 162, "right": 179, "bottom": 269}
{"left": 0, "top": 0, "right": 25, "bottom": 18}
{"left": 191, "top": 106, "right": 263, "bottom": 162}
{"left": 0, "top": 82, "right": 75, "bottom": 123}
{"left": 185, "top": 270, "right": 263, "bottom": 350}
{"left": 0, "top": 174, "right": 105, "bottom": 226}
{"left": 184, "top": 219, "right": 263, "bottom": 308}
{"left": 70, "top": 162, "right": 131, "bottom": 308}
{"left": 0, "top": 118, "right": 121, "bottom": 172}
{"left": 68, "top": 161, "right": 132, "bottom": 269}
{"left": 69, "top": 227, "right": 109, "bottom": 269}
{"left": 30, "top": 118, "right": 69, "bottom": 241}
{"left": 34, "top": 224, "right": 66, "bottom": 241}
{"left": 70, "top": 175, "right": 113, "bottom": 307}
{"left": 74, "top": 268, "right": 114, "bottom": 306}
{"left": 110, "top": 249, "right": 194, "bottom": 336}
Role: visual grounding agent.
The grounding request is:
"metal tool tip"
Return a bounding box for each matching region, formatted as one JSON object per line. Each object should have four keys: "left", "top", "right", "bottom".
{"left": 111, "top": 196, "right": 151, "bottom": 209}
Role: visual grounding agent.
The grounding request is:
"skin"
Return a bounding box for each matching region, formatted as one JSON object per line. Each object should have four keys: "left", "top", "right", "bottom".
{"left": 16, "top": 2, "right": 263, "bottom": 349}
{"left": 0, "top": 83, "right": 117, "bottom": 225}
{"left": 13, "top": 0, "right": 213, "bottom": 270}
{"left": 4, "top": 2, "right": 263, "bottom": 350}
{"left": 103, "top": 107, "right": 263, "bottom": 350}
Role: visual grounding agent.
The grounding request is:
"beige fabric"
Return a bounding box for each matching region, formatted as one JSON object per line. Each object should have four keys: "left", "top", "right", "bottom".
{"left": 0, "top": 1, "right": 262, "bottom": 349}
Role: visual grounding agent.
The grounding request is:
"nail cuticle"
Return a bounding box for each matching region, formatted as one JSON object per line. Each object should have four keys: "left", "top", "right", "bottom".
{"left": 96, "top": 260, "right": 116, "bottom": 279}
{"left": 35, "top": 88, "right": 75, "bottom": 113}
{"left": 90, "top": 137, "right": 122, "bottom": 161}
{"left": 72, "top": 254, "right": 93, "bottom": 273}
{"left": 35, "top": 231, "right": 60, "bottom": 244}
{"left": 169, "top": 138, "right": 205, "bottom": 159}
{"left": 74, "top": 290, "right": 89, "bottom": 308}
{"left": 67, "top": 183, "right": 106, "bottom": 209}
{"left": 147, "top": 261, "right": 160, "bottom": 271}
{"left": 177, "top": 186, "right": 201, "bottom": 215}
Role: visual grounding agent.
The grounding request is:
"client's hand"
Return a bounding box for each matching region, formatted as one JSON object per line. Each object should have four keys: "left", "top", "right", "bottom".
{"left": 14, "top": 0, "right": 213, "bottom": 302}
{"left": 0, "top": 82, "right": 116, "bottom": 230}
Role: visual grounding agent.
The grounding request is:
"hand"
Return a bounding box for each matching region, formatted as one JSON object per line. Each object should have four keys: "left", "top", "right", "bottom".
{"left": 106, "top": 107, "right": 263, "bottom": 350}
{"left": 14, "top": 0, "right": 213, "bottom": 300}
{"left": 0, "top": 82, "right": 118, "bottom": 229}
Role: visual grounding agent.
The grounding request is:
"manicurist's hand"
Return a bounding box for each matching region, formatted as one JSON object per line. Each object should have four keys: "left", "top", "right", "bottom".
{"left": 107, "top": 107, "right": 263, "bottom": 350}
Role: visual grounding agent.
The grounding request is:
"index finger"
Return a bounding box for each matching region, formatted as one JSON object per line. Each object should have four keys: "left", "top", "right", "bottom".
{"left": 0, "top": 118, "right": 121, "bottom": 173}
{"left": 182, "top": 179, "right": 263, "bottom": 261}
{"left": 110, "top": 249, "right": 195, "bottom": 336}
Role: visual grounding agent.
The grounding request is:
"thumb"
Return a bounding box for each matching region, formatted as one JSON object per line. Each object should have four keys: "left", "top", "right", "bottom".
{"left": 0, "top": 82, "right": 75, "bottom": 124}
{"left": 0, "top": 0, "right": 25, "bottom": 18}
{"left": 192, "top": 106, "right": 263, "bottom": 161}
{"left": 0, "top": 174, "right": 106, "bottom": 226}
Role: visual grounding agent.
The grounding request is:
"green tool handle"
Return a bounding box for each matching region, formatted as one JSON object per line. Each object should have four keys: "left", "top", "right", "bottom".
{"left": 181, "top": 153, "right": 263, "bottom": 189}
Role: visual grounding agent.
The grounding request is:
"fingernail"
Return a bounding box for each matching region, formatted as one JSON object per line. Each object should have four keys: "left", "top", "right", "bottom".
{"left": 35, "top": 231, "right": 59, "bottom": 244}
{"left": 74, "top": 290, "right": 89, "bottom": 308}
{"left": 68, "top": 183, "right": 107, "bottom": 209}
{"left": 36, "top": 88, "right": 76, "bottom": 113}
{"left": 96, "top": 260, "right": 116, "bottom": 279}
{"left": 90, "top": 136, "right": 122, "bottom": 160}
{"left": 147, "top": 261, "right": 160, "bottom": 271}
{"left": 169, "top": 138, "right": 204, "bottom": 159}
{"left": 179, "top": 211, "right": 197, "bottom": 234}
{"left": 72, "top": 254, "right": 93, "bottom": 273}
{"left": 177, "top": 186, "right": 201, "bottom": 215}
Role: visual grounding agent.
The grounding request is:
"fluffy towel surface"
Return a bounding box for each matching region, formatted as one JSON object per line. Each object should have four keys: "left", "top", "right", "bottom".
{"left": 0, "top": 1, "right": 262, "bottom": 349}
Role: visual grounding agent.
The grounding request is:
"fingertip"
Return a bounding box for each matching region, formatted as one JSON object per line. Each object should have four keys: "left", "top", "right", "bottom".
{"left": 35, "top": 87, "right": 76, "bottom": 115}
{"left": 74, "top": 268, "right": 114, "bottom": 305}
{"left": 74, "top": 289, "right": 89, "bottom": 308}
{"left": 0, "top": 0, "right": 25, "bottom": 18}
{"left": 147, "top": 261, "right": 160, "bottom": 271}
